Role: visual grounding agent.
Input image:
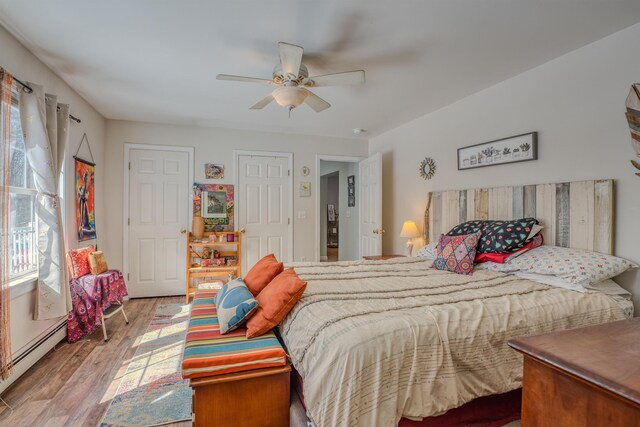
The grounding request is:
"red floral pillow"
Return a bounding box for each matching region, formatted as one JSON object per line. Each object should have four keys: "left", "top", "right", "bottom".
{"left": 432, "top": 232, "right": 481, "bottom": 275}
{"left": 66, "top": 245, "right": 95, "bottom": 279}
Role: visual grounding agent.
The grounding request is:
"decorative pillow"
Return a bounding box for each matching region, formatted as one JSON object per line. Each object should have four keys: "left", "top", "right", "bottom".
{"left": 246, "top": 268, "right": 307, "bottom": 339}
{"left": 88, "top": 251, "right": 108, "bottom": 275}
{"left": 244, "top": 254, "right": 284, "bottom": 296}
{"left": 475, "top": 234, "right": 544, "bottom": 264}
{"left": 214, "top": 278, "right": 259, "bottom": 334}
{"left": 479, "top": 245, "right": 638, "bottom": 287}
{"left": 447, "top": 218, "right": 540, "bottom": 254}
{"left": 66, "top": 245, "right": 95, "bottom": 279}
{"left": 415, "top": 242, "right": 437, "bottom": 259}
{"left": 432, "top": 232, "right": 481, "bottom": 275}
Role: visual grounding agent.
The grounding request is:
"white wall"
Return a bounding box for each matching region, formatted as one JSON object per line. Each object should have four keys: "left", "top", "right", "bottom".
{"left": 370, "top": 23, "right": 640, "bottom": 310}
{"left": 104, "top": 120, "right": 368, "bottom": 270}
{"left": 319, "top": 161, "right": 360, "bottom": 261}
{"left": 0, "top": 26, "right": 106, "bottom": 358}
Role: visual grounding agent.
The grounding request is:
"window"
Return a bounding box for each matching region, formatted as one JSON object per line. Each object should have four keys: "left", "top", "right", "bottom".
{"left": 6, "top": 93, "right": 37, "bottom": 282}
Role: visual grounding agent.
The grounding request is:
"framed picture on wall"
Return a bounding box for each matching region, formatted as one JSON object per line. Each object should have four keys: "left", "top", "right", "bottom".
{"left": 193, "top": 183, "right": 234, "bottom": 232}
{"left": 457, "top": 132, "right": 538, "bottom": 170}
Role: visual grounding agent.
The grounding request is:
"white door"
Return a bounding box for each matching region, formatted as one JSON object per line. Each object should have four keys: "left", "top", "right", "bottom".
{"left": 128, "top": 149, "right": 190, "bottom": 297}
{"left": 237, "top": 154, "right": 291, "bottom": 273}
{"left": 359, "top": 153, "right": 382, "bottom": 256}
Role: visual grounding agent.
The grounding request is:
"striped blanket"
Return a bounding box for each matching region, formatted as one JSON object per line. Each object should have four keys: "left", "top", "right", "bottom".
{"left": 182, "top": 289, "right": 287, "bottom": 380}
{"left": 280, "top": 258, "right": 627, "bottom": 427}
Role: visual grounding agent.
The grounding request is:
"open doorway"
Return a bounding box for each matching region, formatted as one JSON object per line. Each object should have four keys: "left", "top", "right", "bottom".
{"left": 319, "top": 159, "right": 360, "bottom": 262}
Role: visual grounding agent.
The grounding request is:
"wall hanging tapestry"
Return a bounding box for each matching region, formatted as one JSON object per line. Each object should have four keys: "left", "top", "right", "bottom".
{"left": 75, "top": 133, "right": 97, "bottom": 241}
{"left": 457, "top": 132, "right": 537, "bottom": 170}
{"left": 626, "top": 83, "right": 640, "bottom": 177}
{"left": 193, "top": 183, "right": 234, "bottom": 232}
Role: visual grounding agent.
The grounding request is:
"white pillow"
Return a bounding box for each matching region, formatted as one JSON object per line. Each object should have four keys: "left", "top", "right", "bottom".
{"left": 478, "top": 245, "right": 638, "bottom": 287}
{"left": 513, "top": 272, "right": 632, "bottom": 297}
{"left": 415, "top": 242, "right": 437, "bottom": 259}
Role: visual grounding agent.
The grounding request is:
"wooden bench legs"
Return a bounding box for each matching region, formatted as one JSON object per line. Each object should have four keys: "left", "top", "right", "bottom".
{"left": 190, "top": 365, "right": 291, "bottom": 427}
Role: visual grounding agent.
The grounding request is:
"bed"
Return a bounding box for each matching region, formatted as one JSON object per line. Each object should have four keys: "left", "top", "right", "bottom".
{"left": 280, "top": 179, "right": 635, "bottom": 427}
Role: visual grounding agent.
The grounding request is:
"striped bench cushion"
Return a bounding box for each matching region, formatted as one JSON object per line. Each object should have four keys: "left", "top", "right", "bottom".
{"left": 182, "top": 289, "right": 287, "bottom": 380}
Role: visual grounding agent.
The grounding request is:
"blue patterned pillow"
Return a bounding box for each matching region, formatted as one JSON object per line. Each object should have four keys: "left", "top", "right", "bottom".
{"left": 214, "top": 278, "right": 259, "bottom": 334}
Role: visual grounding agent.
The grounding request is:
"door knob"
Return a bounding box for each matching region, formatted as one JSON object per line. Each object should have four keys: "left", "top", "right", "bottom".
{"left": 373, "top": 229, "right": 379, "bottom": 235}
{"left": 239, "top": 227, "right": 246, "bottom": 234}
{"left": 180, "top": 228, "right": 187, "bottom": 234}
{"left": 380, "top": 229, "right": 386, "bottom": 234}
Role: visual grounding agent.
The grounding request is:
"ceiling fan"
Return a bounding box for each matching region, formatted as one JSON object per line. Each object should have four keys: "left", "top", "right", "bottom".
{"left": 216, "top": 42, "right": 365, "bottom": 116}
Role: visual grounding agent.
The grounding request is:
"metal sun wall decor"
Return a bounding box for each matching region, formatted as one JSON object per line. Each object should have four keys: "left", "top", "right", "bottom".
{"left": 419, "top": 157, "right": 436, "bottom": 180}
{"left": 626, "top": 83, "right": 640, "bottom": 177}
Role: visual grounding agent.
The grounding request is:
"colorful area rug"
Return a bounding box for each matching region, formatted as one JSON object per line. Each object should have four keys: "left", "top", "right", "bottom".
{"left": 100, "top": 303, "right": 192, "bottom": 427}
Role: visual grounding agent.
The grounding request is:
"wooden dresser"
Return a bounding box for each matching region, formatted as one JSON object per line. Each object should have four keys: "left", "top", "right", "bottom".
{"left": 508, "top": 318, "right": 640, "bottom": 426}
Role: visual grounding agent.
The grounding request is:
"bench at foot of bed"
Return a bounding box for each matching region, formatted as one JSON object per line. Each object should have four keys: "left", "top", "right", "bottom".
{"left": 182, "top": 289, "right": 291, "bottom": 427}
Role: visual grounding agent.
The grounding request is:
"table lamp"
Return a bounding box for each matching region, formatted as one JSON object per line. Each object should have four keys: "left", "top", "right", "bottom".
{"left": 400, "top": 220, "right": 420, "bottom": 256}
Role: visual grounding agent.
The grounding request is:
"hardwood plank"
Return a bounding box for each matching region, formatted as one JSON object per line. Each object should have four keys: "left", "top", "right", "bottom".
{"left": 432, "top": 192, "right": 442, "bottom": 241}
{"left": 555, "top": 182, "right": 571, "bottom": 248}
{"left": 442, "top": 190, "right": 460, "bottom": 233}
{"left": 512, "top": 186, "right": 524, "bottom": 219}
{"left": 459, "top": 190, "right": 467, "bottom": 224}
{"left": 569, "top": 181, "right": 595, "bottom": 251}
{"left": 466, "top": 189, "right": 475, "bottom": 222}
{"left": 489, "top": 186, "right": 512, "bottom": 220}
{"left": 0, "top": 297, "right": 189, "bottom": 427}
{"left": 523, "top": 185, "right": 537, "bottom": 218}
{"left": 474, "top": 188, "right": 488, "bottom": 220}
{"left": 594, "top": 180, "right": 614, "bottom": 254}
{"left": 536, "top": 184, "right": 556, "bottom": 246}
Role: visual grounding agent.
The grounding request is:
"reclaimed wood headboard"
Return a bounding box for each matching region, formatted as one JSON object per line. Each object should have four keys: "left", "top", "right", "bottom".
{"left": 425, "top": 180, "right": 614, "bottom": 254}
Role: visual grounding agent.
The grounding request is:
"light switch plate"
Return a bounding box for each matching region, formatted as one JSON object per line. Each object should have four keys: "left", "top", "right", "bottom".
{"left": 298, "top": 210, "right": 307, "bottom": 219}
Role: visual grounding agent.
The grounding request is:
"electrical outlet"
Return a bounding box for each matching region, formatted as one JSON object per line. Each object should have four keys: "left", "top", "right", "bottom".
{"left": 301, "top": 256, "right": 307, "bottom": 262}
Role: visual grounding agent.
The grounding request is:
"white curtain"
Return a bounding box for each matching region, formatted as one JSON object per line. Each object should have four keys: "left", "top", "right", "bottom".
{"left": 20, "top": 83, "right": 71, "bottom": 320}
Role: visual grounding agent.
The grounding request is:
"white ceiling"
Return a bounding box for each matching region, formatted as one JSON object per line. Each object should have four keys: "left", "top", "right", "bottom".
{"left": 1, "top": 1, "right": 639, "bottom": 139}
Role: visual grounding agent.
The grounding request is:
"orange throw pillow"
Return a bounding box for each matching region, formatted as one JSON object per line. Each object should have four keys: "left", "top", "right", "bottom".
{"left": 66, "top": 245, "right": 95, "bottom": 279}
{"left": 244, "top": 254, "right": 284, "bottom": 296}
{"left": 246, "top": 268, "right": 307, "bottom": 339}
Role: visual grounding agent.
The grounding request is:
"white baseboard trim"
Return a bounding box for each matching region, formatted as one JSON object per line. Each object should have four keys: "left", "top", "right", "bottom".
{"left": 0, "top": 319, "right": 67, "bottom": 395}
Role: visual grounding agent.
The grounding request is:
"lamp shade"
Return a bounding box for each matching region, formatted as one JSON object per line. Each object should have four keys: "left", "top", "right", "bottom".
{"left": 400, "top": 220, "right": 420, "bottom": 238}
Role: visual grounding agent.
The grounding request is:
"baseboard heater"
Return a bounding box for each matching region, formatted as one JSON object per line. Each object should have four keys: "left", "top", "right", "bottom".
{"left": 0, "top": 319, "right": 67, "bottom": 395}
{"left": 11, "top": 320, "right": 67, "bottom": 367}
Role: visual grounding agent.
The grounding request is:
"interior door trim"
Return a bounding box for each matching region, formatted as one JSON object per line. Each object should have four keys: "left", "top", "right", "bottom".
{"left": 233, "top": 149, "right": 294, "bottom": 263}
{"left": 123, "top": 143, "right": 194, "bottom": 289}
{"left": 314, "top": 154, "right": 365, "bottom": 262}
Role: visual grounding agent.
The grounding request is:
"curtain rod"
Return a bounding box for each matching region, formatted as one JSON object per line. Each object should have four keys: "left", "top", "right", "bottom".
{"left": 11, "top": 73, "right": 82, "bottom": 124}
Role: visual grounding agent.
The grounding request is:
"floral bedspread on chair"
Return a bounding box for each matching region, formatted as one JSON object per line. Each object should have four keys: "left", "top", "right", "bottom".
{"left": 67, "top": 270, "right": 128, "bottom": 343}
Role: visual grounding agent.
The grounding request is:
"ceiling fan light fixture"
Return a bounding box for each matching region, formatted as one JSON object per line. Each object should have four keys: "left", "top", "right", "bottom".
{"left": 272, "top": 86, "right": 309, "bottom": 112}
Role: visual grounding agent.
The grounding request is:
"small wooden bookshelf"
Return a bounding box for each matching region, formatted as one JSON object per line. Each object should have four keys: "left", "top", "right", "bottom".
{"left": 186, "top": 231, "right": 242, "bottom": 303}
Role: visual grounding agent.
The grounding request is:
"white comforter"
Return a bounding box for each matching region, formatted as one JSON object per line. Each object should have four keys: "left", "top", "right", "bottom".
{"left": 279, "top": 258, "right": 627, "bottom": 427}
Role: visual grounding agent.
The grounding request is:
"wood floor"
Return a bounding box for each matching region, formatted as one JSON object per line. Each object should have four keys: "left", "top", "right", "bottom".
{"left": 0, "top": 297, "right": 190, "bottom": 427}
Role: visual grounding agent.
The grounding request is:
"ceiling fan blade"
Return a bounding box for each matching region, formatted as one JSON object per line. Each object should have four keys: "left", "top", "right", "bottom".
{"left": 250, "top": 94, "right": 275, "bottom": 110}
{"left": 216, "top": 74, "right": 272, "bottom": 85}
{"left": 279, "top": 42, "right": 304, "bottom": 77}
{"left": 302, "top": 89, "right": 331, "bottom": 112}
{"left": 307, "top": 70, "right": 365, "bottom": 87}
